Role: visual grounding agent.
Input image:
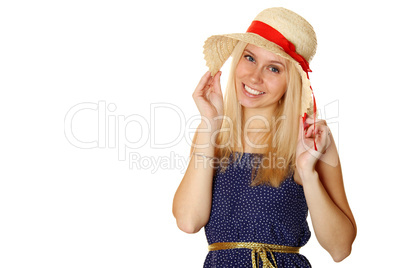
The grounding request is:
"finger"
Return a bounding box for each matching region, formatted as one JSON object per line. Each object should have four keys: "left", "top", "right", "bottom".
{"left": 211, "top": 71, "right": 223, "bottom": 96}
{"left": 300, "top": 134, "right": 319, "bottom": 159}
{"left": 300, "top": 127, "right": 323, "bottom": 157}
{"left": 315, "top": 124, "right": 328, "bottom": 137}
{"left": 305, "top": 122, "right": 326, "bottom": 138}
{"left": 305, "top": 116, "right": 327, "bottom": 126}
{"left": 195, "top": 71, "right": 212, "bottom": 92}
{"left": 304, "top": 115, "right": 314, "bottom": 125}
{"left": 314, "top": 125, "right": 332, "bottom": 153}
{"left": 209, "top": 72, "right": 223, "bottom": 98}
{"left": 299, "top": 120, "right": 319, "bottom": 153}
{"left": 305, "top": 122, "right": 318, "bottom": 138}
{"left": 321, "top": 125, "right": 332, "bottom": 151}
{"left": 193, "top": 72, "right": 213, "bottom": 100}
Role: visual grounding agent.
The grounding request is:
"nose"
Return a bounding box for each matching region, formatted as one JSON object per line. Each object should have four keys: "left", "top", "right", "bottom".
{"left": 249, "top": 68, "right": 263, "bottom": 84}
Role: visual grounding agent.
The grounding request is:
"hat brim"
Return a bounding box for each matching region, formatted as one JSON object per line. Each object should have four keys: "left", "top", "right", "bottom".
{"left": 203, "top": 33, "right": 314, "bottom": 116}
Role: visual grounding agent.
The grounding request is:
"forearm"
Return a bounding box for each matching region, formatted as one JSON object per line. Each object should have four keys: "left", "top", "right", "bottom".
{"left": 301, "top": 170, "right": 356, "bottom": 262}
{"left": 172, "top": 122, "right": 217, "bottom": 233}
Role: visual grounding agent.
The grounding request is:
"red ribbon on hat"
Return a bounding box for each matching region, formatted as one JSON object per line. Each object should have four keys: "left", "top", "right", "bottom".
{"left": 247, "top": 20, "right": 318, "bottom": 151}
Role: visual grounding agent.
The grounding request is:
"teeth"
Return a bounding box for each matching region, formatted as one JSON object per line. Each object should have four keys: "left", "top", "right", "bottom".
{"left": 244, "top": 85, "right": 264, "bottom": 95}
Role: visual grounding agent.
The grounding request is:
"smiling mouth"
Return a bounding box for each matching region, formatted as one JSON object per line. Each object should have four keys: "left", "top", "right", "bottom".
{"left": 243, "top": 84, "right": 266, "bottom": 96}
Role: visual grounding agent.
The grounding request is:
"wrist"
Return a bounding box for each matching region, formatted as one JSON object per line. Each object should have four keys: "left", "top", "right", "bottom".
{"left": 298, "top": 168, "right": 318, "bottom": 183}
{"left": 199, "top": 119, "right": 221, "bottom": 133}
{"left": 198, "top": 121, "right": 220, "bottom": 140}
{"left": 192, "top": 123, "right": 219, "bottom": 151}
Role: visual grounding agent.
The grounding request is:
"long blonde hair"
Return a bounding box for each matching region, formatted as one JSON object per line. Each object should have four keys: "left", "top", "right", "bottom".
{"left": 214, "top": 41, "right": 303, "bottom": 187}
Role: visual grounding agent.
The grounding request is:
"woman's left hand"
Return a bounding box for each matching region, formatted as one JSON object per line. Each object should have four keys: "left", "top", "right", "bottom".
{"left": 296, "top": 116, "right": 332, "bottom": 176}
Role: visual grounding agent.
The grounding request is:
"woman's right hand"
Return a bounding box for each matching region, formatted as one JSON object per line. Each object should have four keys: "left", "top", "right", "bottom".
{"left": 192, "top": 71, "right": 224, "bottom": 131}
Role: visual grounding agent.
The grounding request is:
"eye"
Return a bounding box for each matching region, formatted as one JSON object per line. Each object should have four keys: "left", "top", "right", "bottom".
{"left": 268, "top": 66, "right": 280, "bottom": 73}
{"left": 244, "top": 55, "right": 255, "bottom": 63}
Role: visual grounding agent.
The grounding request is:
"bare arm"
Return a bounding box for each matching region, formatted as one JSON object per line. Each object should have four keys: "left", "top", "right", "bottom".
{"left": 172, "top": 122, "right": 217, "bottom": 233}
{"left": 295, "top": 117, "right": 357, "bottom": 262}
{"left": 172, "top": 71, "right": 223, "bottom": 234}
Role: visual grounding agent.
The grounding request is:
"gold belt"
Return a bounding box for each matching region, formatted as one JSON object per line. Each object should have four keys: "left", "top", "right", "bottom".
{"left": 208, "top": 242, "right": 300, "bottom": 268}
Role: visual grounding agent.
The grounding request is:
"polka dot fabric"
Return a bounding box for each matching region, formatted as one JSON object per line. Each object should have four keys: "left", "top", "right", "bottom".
{"left": 203, "top": 153, "right": 311, "bottom": 267}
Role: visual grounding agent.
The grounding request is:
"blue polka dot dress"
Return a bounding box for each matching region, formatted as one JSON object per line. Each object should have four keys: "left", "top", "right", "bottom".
{"left": 203, "top": 152, "right": 311, "bottom": 267}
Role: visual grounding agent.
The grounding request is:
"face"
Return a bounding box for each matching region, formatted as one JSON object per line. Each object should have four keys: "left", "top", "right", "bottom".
{"left": 235, "top": 44, "right": 288, "bottom": 110}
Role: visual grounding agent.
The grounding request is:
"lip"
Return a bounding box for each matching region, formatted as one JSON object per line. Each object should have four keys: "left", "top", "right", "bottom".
{"left": 242, "top": 84, "right": 266, "bottom": 98}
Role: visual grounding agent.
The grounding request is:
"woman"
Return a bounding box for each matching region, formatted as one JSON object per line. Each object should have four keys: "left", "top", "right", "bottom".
{"left": 172, "top": 7, "right": 356, "bottom": 267}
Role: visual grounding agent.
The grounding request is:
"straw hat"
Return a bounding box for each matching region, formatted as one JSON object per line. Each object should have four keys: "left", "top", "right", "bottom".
{"left": 203, "top": 7, "right": 317, "bottom": 117}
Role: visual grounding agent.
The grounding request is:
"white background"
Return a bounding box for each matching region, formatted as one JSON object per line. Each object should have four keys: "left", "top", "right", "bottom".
{"left": 1, "top": 0, "right": 401, "bottom": 267}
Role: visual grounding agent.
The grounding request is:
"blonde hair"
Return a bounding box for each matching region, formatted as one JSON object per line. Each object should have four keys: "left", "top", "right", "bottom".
{"left": 214, "top": 41, "right": 303, "bottom": 187}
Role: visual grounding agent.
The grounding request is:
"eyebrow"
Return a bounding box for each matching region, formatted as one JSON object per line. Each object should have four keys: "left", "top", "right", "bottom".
{"left": 244, "top": 49, "right": 286, "bottom": 67}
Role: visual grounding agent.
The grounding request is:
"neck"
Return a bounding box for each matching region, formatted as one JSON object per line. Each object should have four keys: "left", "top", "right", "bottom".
{"left": 242, "top": 104, "right": 278, "bottom": 129}
{"left": 239, "top": 105, "right": 279, "bottom": 153}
